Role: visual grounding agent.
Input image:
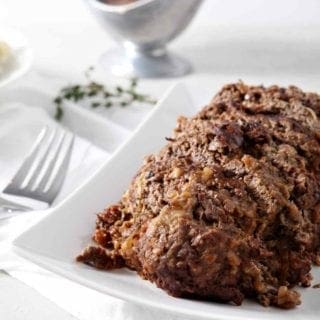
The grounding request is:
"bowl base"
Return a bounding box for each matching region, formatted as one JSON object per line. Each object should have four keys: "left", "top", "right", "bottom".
{"left": 99, "top": 47, "right": 192, "bottom": 78}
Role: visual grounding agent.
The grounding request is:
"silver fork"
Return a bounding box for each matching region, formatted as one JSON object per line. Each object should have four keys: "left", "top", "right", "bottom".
{"left": 0, "top": 126, "right": 74, "bottom": 216}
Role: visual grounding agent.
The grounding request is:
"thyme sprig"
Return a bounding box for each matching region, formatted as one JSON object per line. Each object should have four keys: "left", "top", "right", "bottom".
{"left": 54, "top": 68, "right": 157, "bottom": 120}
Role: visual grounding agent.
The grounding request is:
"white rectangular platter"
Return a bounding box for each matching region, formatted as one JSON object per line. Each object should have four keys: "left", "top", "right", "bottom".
{"left": 13, "top": 83, "right": 320, "bottom": 320}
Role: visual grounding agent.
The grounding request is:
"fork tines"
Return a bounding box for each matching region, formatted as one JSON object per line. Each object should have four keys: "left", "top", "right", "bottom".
{"left": 3, "top": 126, "right": 74, "bottom": 204}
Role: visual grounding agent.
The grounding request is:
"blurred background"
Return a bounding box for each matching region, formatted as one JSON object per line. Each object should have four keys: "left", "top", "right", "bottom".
{"left": 1, "top": 0, "right": 320, "bottom": 78}
{"left": 2, "top": 0, "right": 320, "bottom": 26}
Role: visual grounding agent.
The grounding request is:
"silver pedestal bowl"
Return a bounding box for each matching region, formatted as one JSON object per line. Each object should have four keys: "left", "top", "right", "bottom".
{"left": 85, "top": 0, "right": 203, "bottom": 78}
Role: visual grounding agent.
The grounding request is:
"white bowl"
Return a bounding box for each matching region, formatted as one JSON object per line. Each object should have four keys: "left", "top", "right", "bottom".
{"left": 0, "top": 26, "right": 33, "bottom": 88}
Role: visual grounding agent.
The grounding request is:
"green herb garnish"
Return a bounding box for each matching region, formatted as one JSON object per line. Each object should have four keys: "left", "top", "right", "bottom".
{"left": 54, "top": 67, "right": 157, "bottom": 120}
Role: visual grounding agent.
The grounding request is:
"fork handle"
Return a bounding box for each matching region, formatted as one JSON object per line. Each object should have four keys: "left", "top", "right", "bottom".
{"left": 0, "top": 196, "right": 32, "bottom": 213}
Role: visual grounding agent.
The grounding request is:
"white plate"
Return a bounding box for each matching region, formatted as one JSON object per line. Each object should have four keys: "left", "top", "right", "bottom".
{"left": 12, "top": 84, "right": 320, "bottom": 320}
{"left": 0, "top": 27, "right": 33, "bottom": 88}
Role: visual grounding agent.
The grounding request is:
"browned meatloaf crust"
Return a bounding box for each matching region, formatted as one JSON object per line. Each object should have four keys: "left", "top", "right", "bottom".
{"left": 77, "top": 83, "right": 320, "bottom": 308}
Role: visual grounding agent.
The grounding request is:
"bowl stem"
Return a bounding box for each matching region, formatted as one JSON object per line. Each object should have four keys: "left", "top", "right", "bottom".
{"left": 99, "top": 43, "right": 191, "bottom": 78}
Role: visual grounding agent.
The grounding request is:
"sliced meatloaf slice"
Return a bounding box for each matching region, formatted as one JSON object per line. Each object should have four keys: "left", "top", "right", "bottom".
{"left": 78, "top": 83, "right": 320, "bottom": 309}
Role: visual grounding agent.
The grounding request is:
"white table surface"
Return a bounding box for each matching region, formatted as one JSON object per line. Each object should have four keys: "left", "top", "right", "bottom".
{"left": 1, "top": 0, "right": 320, "bottom": 319}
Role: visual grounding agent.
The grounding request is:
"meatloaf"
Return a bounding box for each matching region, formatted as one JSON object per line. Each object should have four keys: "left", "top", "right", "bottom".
{"left": 77, "top": 82, "right": 320, "bottom": 308}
